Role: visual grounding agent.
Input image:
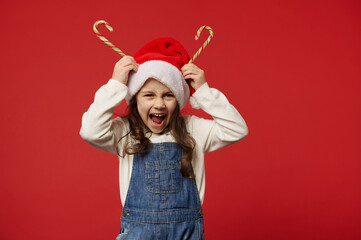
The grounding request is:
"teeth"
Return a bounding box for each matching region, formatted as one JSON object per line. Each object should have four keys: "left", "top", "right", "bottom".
{"left": 151, "top": 113, "right": 165, "bottom": 117}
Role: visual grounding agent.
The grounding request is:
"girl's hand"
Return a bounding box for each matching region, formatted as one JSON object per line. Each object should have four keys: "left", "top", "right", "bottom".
{"left": 181, "top": 63, "right": 206, "bottom": 91}
{"left": 111, "top": 56, "right": 139, "bottom": 85}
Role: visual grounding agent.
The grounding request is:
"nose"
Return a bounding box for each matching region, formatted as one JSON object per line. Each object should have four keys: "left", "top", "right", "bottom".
{"left": 154, "top": 97, "right": 165, "bottom": 109}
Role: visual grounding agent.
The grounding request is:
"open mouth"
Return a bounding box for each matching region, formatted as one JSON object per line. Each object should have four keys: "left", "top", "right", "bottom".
{"left": 150, "top": 113, "right": 167, "bottom": 126}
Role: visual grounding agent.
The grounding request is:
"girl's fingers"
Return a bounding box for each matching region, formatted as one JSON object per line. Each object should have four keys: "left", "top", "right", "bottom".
{"left": 183, "top": 70, "right": 203, "bottom": 80}
{"left": 112, "top": 56, "right": 139, "bottom": 84}
{"left": 120, "top": 62, "right": 138, "bottom": 74}
{"left": 181, "top": 65, "right": 194, "bottom": 73}
{"left": 182, "top": 63, "right": 200, "bottom": 71}
{"left": 117, "top": 56, "right": 137, "bottom": 67}
{"left": 116, "top": 60, "right": 138, "bottom": 72}
{"left": 182, "top": 64, "right": 203, "bottom": 73}
{"left": 182, "top": 68, "right": 200, "bottom": 76}
{"left": 123, "top": 64, "right": 137, "bottom": 73}
{"left": 182, "top": 63, "right": 206, "bottom": 91}
{"left": 184, "top": 73, "right": 197, "bottom": 79}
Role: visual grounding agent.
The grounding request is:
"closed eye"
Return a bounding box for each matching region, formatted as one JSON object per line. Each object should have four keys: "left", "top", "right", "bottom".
{"left": 164, "top": 93, "right": 175, "bottom": 98}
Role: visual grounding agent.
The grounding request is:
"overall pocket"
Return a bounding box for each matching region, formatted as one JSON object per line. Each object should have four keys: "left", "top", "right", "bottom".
{"left": 145, "top": 147, "right": 182, "bottom": 193}
{"left": 195, "top": 218, "right": 205, "bottom": 240}
{"left": 115, "top": 221, "right": 132, "bottom": 240}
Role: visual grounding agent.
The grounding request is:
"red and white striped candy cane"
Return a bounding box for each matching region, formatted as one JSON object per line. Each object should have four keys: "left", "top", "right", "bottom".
{"left": 189, "top": 25, "right": 214, "bottom": 63}
{"left": 93, "top": 20, "right": 126, "bottom": 56}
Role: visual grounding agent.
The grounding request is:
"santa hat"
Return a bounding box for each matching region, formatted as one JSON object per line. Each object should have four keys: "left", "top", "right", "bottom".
{"left": 126, "top": 38, "right": 193, "bottom": 109}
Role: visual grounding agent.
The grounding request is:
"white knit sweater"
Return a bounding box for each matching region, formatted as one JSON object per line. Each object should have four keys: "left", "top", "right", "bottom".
{"left": 80, "top": 79, "right": 248, "bottom": 206}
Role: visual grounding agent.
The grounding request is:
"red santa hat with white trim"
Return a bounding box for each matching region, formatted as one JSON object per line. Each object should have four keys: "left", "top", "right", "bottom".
{"left": 126, "top": 38, "right": 193, "bottom": 109}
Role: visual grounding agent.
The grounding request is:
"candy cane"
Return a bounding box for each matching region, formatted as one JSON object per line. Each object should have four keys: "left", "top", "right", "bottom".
{"left": 189, "top": 25, "right": 214, "bottom": 63}
{"left": 93, "top": 20, "right": 126, "bottom": 56}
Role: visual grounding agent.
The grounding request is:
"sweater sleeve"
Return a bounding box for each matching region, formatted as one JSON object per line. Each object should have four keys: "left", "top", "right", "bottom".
{"left": 188, "top": 83, "right": 248, "bottom": 153}
{"left": 79, "top": 79, "right": 130, "bottom": 155}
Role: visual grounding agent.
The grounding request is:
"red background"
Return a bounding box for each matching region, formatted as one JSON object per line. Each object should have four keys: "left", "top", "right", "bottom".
{"left": 0, "top": 0, "right": 360, "bottom": 239}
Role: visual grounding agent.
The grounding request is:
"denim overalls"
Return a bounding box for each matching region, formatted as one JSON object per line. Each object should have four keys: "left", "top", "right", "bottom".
{"left": 115, "top": 143, "right": 204, "bottom": 240}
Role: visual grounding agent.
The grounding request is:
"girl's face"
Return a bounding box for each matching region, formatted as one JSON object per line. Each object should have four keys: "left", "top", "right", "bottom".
{"left": 136, "top": 78, "right": 177, "bottom": 134}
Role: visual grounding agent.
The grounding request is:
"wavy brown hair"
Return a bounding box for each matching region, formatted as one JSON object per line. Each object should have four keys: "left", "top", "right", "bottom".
{"left": 120, "top": 97, "right": 196, "bottom": 178}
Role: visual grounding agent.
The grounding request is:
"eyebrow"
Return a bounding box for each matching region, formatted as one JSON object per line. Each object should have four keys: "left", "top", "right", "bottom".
{"left": 139, "top": 90, "right": 154, "bottom": 94}
{"left": 139, "top": 90, "right": 173, "bottom": 95}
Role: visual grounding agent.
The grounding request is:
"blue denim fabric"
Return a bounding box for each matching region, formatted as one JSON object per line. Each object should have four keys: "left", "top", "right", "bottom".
{"left": 115, "top": 143, "right": 204, "bottom": 240}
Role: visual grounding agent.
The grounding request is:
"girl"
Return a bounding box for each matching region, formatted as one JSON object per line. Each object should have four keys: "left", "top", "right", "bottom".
{"left": 80, "top": 37, "right": 248, "bottom": 240}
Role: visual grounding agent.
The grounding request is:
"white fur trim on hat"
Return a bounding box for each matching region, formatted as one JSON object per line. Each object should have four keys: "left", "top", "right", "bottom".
{"left": 126, "top": 60, "right": 190, "bottom": 109}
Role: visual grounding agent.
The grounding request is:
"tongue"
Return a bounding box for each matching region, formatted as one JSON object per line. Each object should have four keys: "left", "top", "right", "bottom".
{"left": 152, "top": 116, "right": 164, "bottom": 124}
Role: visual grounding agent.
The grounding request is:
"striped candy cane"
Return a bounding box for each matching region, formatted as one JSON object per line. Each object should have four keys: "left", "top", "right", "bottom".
{"left": 93, "top": 20, "right": 126, "bottom": 56}
{"left": 189, "top": 25, "right": 214, "bottom": 63}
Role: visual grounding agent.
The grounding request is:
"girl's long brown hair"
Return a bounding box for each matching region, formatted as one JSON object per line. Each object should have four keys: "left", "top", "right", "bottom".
{"left": 120, "top": 97, "right": 196, "bottom": 178}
